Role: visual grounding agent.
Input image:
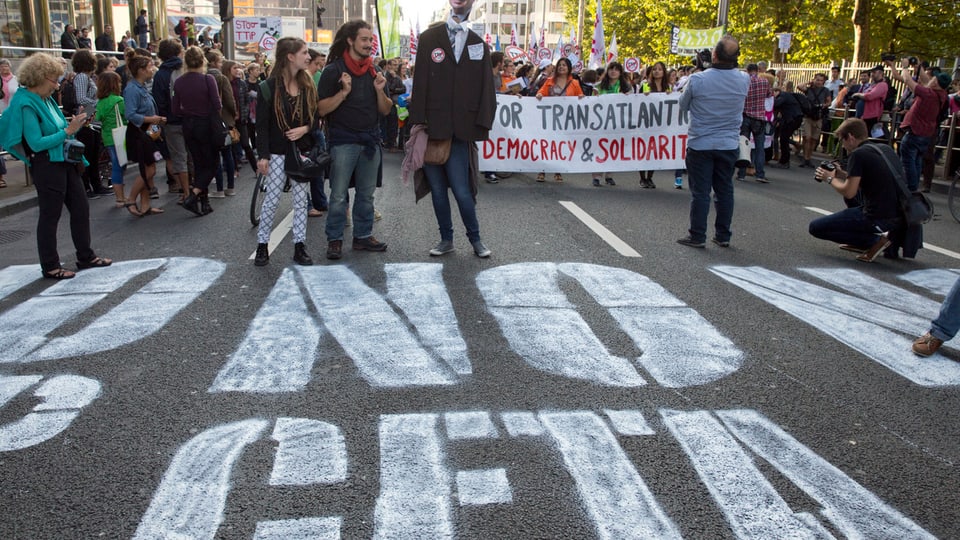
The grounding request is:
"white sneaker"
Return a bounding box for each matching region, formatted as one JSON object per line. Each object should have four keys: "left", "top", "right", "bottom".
{"left": 429, "top": 240, "right": 455, "bottom": 256}
{"left": 224, "top": 188, "right": 236, "bottom": 196}
{"left": 209, "top": 191, "right": 226, "bottom": 199}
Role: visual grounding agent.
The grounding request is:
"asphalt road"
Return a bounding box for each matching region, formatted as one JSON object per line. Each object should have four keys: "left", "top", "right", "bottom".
{"left": 1, "top": 151, "right": 959, "bottom": 539}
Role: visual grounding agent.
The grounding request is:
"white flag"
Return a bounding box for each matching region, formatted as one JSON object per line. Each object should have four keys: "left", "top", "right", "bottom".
{"left": 588, "top": 0, "right": 606, "bottom": 69}
{"left": 510, "top": 24, "right": 517, "bottom": 46}
{"left": 607, "top": 32, "right": 618, "bottom": 64}
{"left": 553, "top": 35, "right": 564, "bottom": 64}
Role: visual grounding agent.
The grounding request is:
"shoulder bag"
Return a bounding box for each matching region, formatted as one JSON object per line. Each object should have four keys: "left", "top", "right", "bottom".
{"left": 111, "top": 102, "right": 129, "bottom": 166}
{"left": 424, "top": 138, "right": 451, "bottom": 165}
{"left": 206, "top": 75, "right": 231, "bottom": 148}
{"left": 865, "top": 144, "right": 932, "bottom": 225}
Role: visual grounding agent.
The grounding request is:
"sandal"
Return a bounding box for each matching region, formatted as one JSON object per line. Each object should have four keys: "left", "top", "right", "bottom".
{"left": 536, "top": 173, "right": 545, "bottom": 182}
{"left": 77, "top": 256, "right": 113, "bottom": 270}
{"left": 115, "top": 198, "right": 126, "bottom": 208}
{"left": 554, "top": 173, "right": 563, "bottom": 183}
{"left": 308, "top": 208, "right": 324, "bottom": 217}
{"left": 124, "top": 202, "right": 143, "bottom": 217}
{"left": 142, "top": 207, "right": 164, "bottom": 215}
{"left": 43, "top": 267, "right": 76, "bottom": 280}
{"left": 0, "top": 178, "right": 6, "bottom": 188}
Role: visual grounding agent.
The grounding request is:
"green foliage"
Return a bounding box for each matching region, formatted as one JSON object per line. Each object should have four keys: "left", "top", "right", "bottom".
{"left": 563, "top": 0, "right": 958, "bottom": 65}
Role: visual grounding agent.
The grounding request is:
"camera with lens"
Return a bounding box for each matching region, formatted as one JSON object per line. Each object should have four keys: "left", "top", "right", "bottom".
{"left": 881, "top": 53, "right": 897, "bottom": 62}
{"left": 908, "top": 56, "right": 919, "bottom": 66}
{"left": 815, "top": 161, "right": 835, "bottom": 182}
{"left": 693, "top": 49, "right": 712, "bottom": 70}
{"left": 62, "top": 138, "right": 86, "bottom": 164}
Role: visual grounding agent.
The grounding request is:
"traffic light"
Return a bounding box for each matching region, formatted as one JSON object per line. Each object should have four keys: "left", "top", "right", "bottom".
{"left": 317, "top": 2, "right": 326, "bottom": 28}
{"left": 219, "top": 0, "right": 232, "bottom": 22}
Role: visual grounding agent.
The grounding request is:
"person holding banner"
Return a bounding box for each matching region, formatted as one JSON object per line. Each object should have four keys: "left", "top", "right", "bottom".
{"left": 676, "top": 36, "right": 749, "bottom": 249}
{"left": 591, "top": 61, "right": 633, "bottom": 187}
{"left": 535, "top": 57, "right": 584, "bottom": 183}
{"left": 639, "top": 61, "right": 671, "bottom": 189}
{"left": 408, "top": 0, "right": 497, "bottom": 258}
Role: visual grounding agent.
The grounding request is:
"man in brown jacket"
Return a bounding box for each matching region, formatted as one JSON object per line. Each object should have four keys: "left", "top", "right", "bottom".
{"left": 408, "top": 0, "right": 497, "bottom": 258}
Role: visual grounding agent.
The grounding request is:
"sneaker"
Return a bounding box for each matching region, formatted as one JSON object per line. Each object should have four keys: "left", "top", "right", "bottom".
{"left": 254, "top": 243, "right": 269, "bottom": 266}
{"left": 592, "top": 178, "right": 601, "bottom": 187}
{"left": 484, "top": 173, "right": 499, "bottom": 184}
{"left": 676, "top": 235, "right": 706, "bottom": 248}
{"left": 95, "top": 186, "right": 113, "bottom": 195}
{"left": 326, "top": 240, "right": 343, "bottom": 260}
{"left": 711, "top": 237, "right": 730, "bottom": 247}
{"left": 352, "top": 236, "right": 387, "bottom": 252}
{"left": 912, "top": 332, "right": 944, "bottom": 357}
{"left": 856, "top": 233, "right": 891, "bottom": 263}
{"left": 209, "top": 190, "right": 226, "bottom": 198}
{"left": 755, "top": 177, "right": 770, "bottom": 184}
{"left": 471, "top": 239, "right": 492, "bottom": 258}
{"left": 374, "top": 209, "right": 383, "bottom": 221}
{"left": 429, "top": 240, "right": 455, "bottom": 256}
{"left": 674, "top": 177, "right": 683, "bottom": 189}
{"left": 605, "top": 177, "right": 616, "bottom": 186}
{"left": 735, "top": 176, "right": 747, "bottom": 182}
{"left": 225, "top": 188, "right": 236, "bottom": 196}
{"left": 86, "top": 191, "right": 101, "bottom": 200}
{"left": 149, "top": 186, "right": 159, "bottom": 199}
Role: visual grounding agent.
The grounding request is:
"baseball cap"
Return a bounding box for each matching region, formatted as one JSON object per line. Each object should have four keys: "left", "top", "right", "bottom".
{"left": 871, "top": 64, "right": 885, "bottom": 72}
{"left": 935, "top": 72, "right": 952, "bottom": 89}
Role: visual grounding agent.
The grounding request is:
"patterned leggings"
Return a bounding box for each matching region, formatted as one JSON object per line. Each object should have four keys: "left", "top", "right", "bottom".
{"left": 256, "top": 154, "right": 309, "bottom": 245}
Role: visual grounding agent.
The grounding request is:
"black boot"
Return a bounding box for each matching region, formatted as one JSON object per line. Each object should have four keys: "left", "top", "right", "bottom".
{"left": 181, "top": 190, "right": 203, "bottom": 216}
{"left": 293, "top": 242, "right": 313, "bottom": 266}
{"left": 200, "top": 193, "right": 213, "bottom": 215}
{"left": 254, "top": 243, "right": 269, "bottom": 266}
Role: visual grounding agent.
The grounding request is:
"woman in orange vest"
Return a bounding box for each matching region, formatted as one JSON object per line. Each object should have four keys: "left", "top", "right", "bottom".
{"left": 535, "top": 57, "right": 583, "bottom": 183}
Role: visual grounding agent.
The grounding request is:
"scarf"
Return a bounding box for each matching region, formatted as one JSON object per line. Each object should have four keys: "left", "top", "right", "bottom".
{"left": 343, "top": 54, "right": 376, "bottom": 78}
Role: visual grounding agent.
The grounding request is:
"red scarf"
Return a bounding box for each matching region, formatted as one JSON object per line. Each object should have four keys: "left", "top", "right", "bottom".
{"left": 343, "top": 53, "right": 376, "bottom": 78}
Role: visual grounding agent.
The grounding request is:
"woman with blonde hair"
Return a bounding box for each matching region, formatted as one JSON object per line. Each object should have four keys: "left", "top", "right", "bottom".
{"left": 0, "top": 53, "right": 112, "bottom": 278}
{"left": 253, "top": 37, "right": 318, "bottom": 266}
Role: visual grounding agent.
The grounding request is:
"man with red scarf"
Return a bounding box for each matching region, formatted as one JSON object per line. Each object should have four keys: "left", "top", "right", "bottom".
{"left": 318, "top": 20, "right": 393, "bottom": 260}
{"left": 408, "top": 0, "right": 497, "bottom": 257}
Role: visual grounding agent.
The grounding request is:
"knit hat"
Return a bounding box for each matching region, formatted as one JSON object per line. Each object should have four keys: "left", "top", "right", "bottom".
{"left": 935, "top": 72, "right": 951, "bottom": 90}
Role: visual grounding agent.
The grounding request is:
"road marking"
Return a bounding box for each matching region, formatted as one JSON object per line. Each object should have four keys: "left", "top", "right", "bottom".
{"left": 559, "top": 201, "right": 641, "bottom": 257}
{"left": 899, "top": 268, "right": 960, "bottom": 296}
{"left": 501, "top": 411, "right": 545, "bottom": 437}
{"left": 248, "top": 210, "right": 295, "bottom": 259}
{"left": 269, "top": 418, "right": 347, "bottom": 486}
{"left": 805, "top": 206, "right": 960, "bottom": 260}
{"left": 603, "top": 409, "right": 655, "bottom": 436}
{"left": 444, "top": 411, "right": 498, "bottom": 440}
{"left": 456, "top": 469, "right": 512, "bottom": 505}
{"left": 253, "top": 518, "right": 342, "bottom": 539}
{"left": 0, "top": 375, "right": 101, "bottom": 452}
{"left": 0, "top": 265, "right": 40, "bottom": 302}
{"left": 801, "top": 267, "right": 941, "bottom": 316}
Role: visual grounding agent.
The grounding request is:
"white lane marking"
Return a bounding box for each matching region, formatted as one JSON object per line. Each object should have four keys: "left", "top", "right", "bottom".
{"left": 134, "top": 419, "right": 270, "bottom": 540}
{"left": 661, "top": 409, "right": 832, "bottom": 539}
{"left": 28, "top": 258, "right": 225, "bottom": 362}
{"left": 0, "top": 375, "right": 42, "bottom": 408}
{"left": 249, "top": 210, "right": 295, "bottom": 259}
{"left": 374, "top": 414, "right": 453, "bottom": 539}
{"left": 603, "top": 410, "right": 655, "bottom": 436}
{"left": 0, "top": 375, "right": 101, "bottom": 452}
{"left": 269, "top": 418, "right": 347, "bottom": 486}
{"left": 0, "top": 295, "right": 107, "bottom": 362}
{"left": 559, "top": 201, "right": 641, "bottom": 257}
{"left": 805, "top": 206, "right": 960, "bottom": 260}
{"left": 298, "top": 266, "right": 457, "bottom": 388}
{"left": 477, "top": 263, "right": 647, "bottom": 387}
{"left": 209, "top": 269, "right": 323, "bottom": 393}
{"left": 711, "top": 266, "right": 960, "bottom": 386}
{"left": 253, "top": 518, "right": 342, "bottom": 540}
{"left": 899, "top": 268, "right": 960, "bottom": 296}
{"left": 540, "top": 411, "right": 682, "bottom": 539}
{"left": 718, "top": 409, "right": 936, "bottom": 539}
{"left": 444, "top": 411, "right": 498, "bottom": 440}
{"left": 456, "top": 469, "right": 513, "bottom": 505}
{"left": 40, "top": 259, "right": 166, "bottom": 295}
{"left": 801, "top": 267, "right": 942, "bottom": 317}
{"left": 500, "top": 411, "right": 545, "bottom": 437}
{"left": 386, "top": 263, "right": 472, "bottom": 375}
{"left": 0, "top": 265, "right": 40, "bottom": 301}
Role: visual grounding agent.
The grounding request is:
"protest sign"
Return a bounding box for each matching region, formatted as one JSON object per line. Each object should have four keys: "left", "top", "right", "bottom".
{"left": 479, "top": 93, "right": 689, "bottom": 173}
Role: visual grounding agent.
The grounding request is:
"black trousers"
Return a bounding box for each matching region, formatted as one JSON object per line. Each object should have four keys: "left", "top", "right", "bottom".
{"left": 31, "top": 153, "right": 95, "bottom": 272}
{"left": 76, "top": 125, "right": 104, "bottom": 192}
{"left": 183, "top": 115, "right": 218, "bottom": 192}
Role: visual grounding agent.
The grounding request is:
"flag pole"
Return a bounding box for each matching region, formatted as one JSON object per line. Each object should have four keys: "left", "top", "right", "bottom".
{"left": 576, "top": 0, "right": 585, "bottom": 51}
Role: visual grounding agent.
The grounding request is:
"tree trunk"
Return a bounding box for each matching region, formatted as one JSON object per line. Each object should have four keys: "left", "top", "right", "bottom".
{"left": 852, "top": 0, "right": 871, "bottom": 64}
{"left": 887, "top": 16, "right": 901, "bottom": 55}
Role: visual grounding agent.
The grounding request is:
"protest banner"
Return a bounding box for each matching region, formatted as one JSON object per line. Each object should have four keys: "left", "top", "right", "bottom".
{"left": 233, "top": 17, "right": 281, "bottom": 50}
{"left": 479, "top": 93, "right": 689, "bottom": 173}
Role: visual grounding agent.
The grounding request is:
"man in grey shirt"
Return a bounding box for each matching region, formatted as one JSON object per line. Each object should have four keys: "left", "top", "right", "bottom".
{"left": 677, "top": 36, "right": 749, "bottom": 248}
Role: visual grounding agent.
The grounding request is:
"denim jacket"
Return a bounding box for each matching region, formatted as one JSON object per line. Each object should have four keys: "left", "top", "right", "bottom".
{"left": 123, "top": 79, "right": 156, "bottom": 127}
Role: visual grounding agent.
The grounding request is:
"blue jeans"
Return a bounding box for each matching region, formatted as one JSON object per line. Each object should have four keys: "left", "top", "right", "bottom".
{"left": 685, "top": 148, "right": 737, "bottom": 243}
{"left": 326, "top": 143, "right": 380, "bottom": 241}
{"left": 214, "top": 146, "right": 235, "bottom": 191}
{"left": 899, "top": 131, "right": 930, "bottom": 192}
{"left": 422, "top": 138, "right": 480, "bottom": 243}
{"left": 931, "top": 277, "right": 960, "bottom": 342}
{"left": 808, "top": 207, "right": 899, "bottom": 247}
{"left": 106, "top": 145, "right": 126, "bottom": 185}
{"left": 737, "top": 116, "right": 766, "bottom": 180}
{"left": 309, "top": 176, "right": 328, "bottom": 210}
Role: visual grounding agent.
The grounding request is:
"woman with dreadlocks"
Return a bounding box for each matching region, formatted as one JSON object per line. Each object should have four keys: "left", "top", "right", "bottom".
{"left": 252, "top": 37, "right": 318, "bottom": 266}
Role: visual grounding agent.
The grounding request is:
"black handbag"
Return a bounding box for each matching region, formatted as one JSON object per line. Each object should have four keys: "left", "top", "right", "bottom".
{"left": 284, "top": 140, "right": 330, "bottom": 182}
{"left": 865, "top": 144, "right": 932, "bottom": 225}
{"left": 210, "top": 114, "right": 231, "bottom": 149}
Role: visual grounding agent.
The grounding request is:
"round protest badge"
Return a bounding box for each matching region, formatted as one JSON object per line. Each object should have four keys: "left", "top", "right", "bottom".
{"left": 573, "top": 60, "right": 584, "bottom": 74}
{"left": 431, "top": 48, "right": 445, "bottom": 63}
{"left": 259, "top": 34, "right": 277, "bottom": 51}
{"left": 624, "top": 57, "right": 640, "bottom": 73}
{"left": 563, "top": 44, "right": 573, "bottom": 56}
{"left": 537, "top": 48, "right": 553, "bottom": 61}
{"left": 504, "top": 45, "right": 526, "bottom": 63}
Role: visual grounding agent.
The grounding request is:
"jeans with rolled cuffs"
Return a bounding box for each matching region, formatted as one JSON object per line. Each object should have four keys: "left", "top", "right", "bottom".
{"left": 422, "top": 138, "right": 480, "bottom": 243}
{"left": 326, "top": 143, "right": 380, "bottom": 242}
{"left": 930, "top": 276, "right": 960, "bottom": 342}
{"left": 898, "top": 131, "right": 930, "bottom": 192}
{"left": 808, "top": 207, "right": 899, "bottom": 247}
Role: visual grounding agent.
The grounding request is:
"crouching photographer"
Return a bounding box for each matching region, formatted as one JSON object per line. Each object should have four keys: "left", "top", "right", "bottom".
{"left": 808, "top": 117, "right": 920, "bottom": 262}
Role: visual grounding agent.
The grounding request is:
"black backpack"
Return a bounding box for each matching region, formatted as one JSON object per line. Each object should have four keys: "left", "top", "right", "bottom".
{"left": 60, "top": 73, "right": 78, "bottom": 116}
{"left": 803, "top": 87, "right": 827, "bottom": 120}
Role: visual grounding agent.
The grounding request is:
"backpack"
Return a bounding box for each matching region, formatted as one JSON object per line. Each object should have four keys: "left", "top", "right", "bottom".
{"left": 803, "top": 87, "right": 827, "bottom": 120}
{"left": 60, "top": 72, "right": 78, "bottom": 116}
{"left": 794, "top": 92, "right": 813, "bottom": 118}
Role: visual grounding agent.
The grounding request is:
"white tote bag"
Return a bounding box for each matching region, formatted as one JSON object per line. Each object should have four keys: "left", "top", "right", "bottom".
{"left": 110, "top": 102, "right": 128, "bottom": 166}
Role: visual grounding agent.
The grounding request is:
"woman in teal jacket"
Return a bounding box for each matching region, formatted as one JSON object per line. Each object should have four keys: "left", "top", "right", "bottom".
{"left": 0, "top": 53, "right": 112, "bottom": 279}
